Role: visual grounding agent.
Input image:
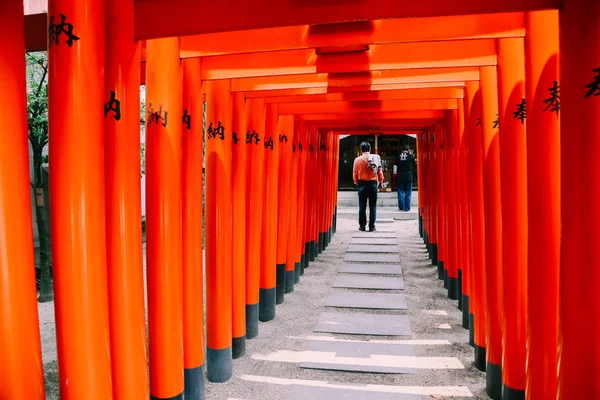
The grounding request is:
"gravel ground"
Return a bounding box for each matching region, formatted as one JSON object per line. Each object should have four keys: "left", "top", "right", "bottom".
{"left": 38, "top": 216, "right": 486, "bottom": 399}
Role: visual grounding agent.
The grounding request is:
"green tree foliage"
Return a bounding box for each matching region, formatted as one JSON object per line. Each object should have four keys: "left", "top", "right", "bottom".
{"left": 26, "top": 52, "right": 53, "bottom": 302}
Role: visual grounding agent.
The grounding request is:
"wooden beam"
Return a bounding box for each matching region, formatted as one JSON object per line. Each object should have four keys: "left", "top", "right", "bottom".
{"left": 278, "top": 99, "right": 456, "bottom": 115}
{"left": 264, "top": 87, "right": 463, "bottom": 104}
{"left": 297, "top": 110, "right": 444, "bottom": 120}
{"left": 232, "top": 68, "right": 478, "bottom": 92}
{"left": 244, "top": 82, "right": 465, "bottom": 98}
{"left": 134, "top": 0, "right": 558, "bottom": 40}
{"left": 180, "top": 13, "right": 524, "bottom": 57}
{"left": 201, "top": 39, "right": 496, "bottom": 80}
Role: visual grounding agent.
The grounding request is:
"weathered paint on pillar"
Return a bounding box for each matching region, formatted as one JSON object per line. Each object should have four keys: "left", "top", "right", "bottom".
{"left": 480, "top": 65, "right": 504, "bottom": 399}
{"left": 146, "top": 37, "right": 184, "bottom": 399}
{"left": 245, "top": 98, "right": 266, "bottom": 339}
{"left": 0, "top": 1, "right": 45, "bottom": 398}
{"left": 276, "top": 115, "right": 294, "bottom": 302}
{"left": 182, "top": 58, "right": 206, "bottom": 399}
{"left": 466, "top": 81, "right": 487, "bottom": 368}
{"left": 497, "top": 37, "right": 528, "bottom": 400}
{"left": 48, "top": 0, "right": 113, "bottom": 397}
{"left": 524, "top": 10, "right": 560, "bottom": 400}
{"left": 231, "top": 91, "right": 247, "bottom": 360}
{"left": 558, "top": 0, "right": 600, "bottom": 398}
{"left": 259, "top": 103, "right": 280, "bottom": 322}
{"left": 205, "top": 79, "right": 233, "bottom": 382}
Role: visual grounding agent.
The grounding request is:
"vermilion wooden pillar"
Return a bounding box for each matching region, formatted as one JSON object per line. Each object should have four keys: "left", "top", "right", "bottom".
{"left": 245, "top": 98, "right": 266, "bottom": 338}
{"left": 457, "top": 98, "right": 470, "bottom": 326}
{"left": 146, "top": 38, "right": 184, "bottom": 399}
{"left": 524, "top": 11, "right": 560, "bottom": 400}
{"left": 417, "top": 134, "right": 424, "bottom": 238}
{"left": 466, "top": 81, "right": 487, "bottom": 367}
{"left": 182, "top": 58, "right": 206, "bottom": 398}
{"left": 231, "top": 91, "right": 247, "bottom": 359}
{"left": 259, "top": 104, "right": 280, "bottom": 321}
{"left": 435, "top": 124, "right": 446, "bottom": 283}
{"left": 48, "top": 0, "right": 113, "bottom": 397}
{"left": 0, "top": 1, "right": 45, "bottom": 398}
{"left": 423, "top": 130, "right": 432, "bottom": 252}
{"left": 296, "top": 123, "right": 309, "bottom": 276}
{"left": 205, "top": 79, "right": 233, "bottom": 382}
{"left": 105, "top": 0, "right": 148, "bottom": 398}
{"left": 480, "top": 65, "right": 504, "bottom": 399}
{"left": 444, "top": 110, "right": 459, "bottom": 300}
{"left": 558, "top": 0, "right": 600, "bottom": 398}
{"left": 285, "top": 121, "right": 301, "bottom": 291}
{"left": 305, "top": 127, "right": 319, "bottom": 264}
{"left": 276, "top": 115, "right": 294, "bottom": 303}
{"left": 497, "top": 37, "right": 528, "bottom": 400}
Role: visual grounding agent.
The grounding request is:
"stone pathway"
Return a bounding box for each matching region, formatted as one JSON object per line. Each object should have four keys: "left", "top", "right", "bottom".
{"left": 208, "top": 219, "right": 483, "bottom": 399}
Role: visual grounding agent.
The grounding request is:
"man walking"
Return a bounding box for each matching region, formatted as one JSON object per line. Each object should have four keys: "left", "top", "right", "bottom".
{"left": 353, "top": 142, "right": 383, "bottom": 231}
{"left": 394, "top": 144, "right": 416, "bottom": 212}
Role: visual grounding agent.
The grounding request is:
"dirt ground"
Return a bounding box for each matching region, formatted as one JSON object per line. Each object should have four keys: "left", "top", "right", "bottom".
{"left": 39, "top": 217, "right": 487, "bottom": 399}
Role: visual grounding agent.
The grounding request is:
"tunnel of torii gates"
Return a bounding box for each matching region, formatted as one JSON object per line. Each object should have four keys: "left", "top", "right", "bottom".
{"left": 1, "top": 0, "right": 600, "bottom": 399}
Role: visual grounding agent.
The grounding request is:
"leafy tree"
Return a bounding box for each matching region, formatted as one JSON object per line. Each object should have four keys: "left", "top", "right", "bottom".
{"left": 26, "top": 52, "right": 52, "bottom": 302}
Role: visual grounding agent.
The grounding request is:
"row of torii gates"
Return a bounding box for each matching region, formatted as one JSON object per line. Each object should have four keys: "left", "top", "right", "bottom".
{"left": 2, "top": 0, "right": 599, "bottom": 399}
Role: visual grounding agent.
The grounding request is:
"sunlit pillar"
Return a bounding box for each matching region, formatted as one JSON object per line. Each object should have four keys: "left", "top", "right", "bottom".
{"left": 48, "top": 0, "right": 113, "bottom": 396}
{"left": 0, "top": 1, "right": 45, "bottom": 398}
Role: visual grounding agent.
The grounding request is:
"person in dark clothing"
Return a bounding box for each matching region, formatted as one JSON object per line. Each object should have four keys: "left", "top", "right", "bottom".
{"left": 353, "top": 142, "right": 383, "bottom": 231}
{"left": 394, "top": 144, "right": 416, "bottom": 212}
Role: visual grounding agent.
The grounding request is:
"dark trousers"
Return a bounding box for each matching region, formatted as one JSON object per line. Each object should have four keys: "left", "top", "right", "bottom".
{"left": 397, "top": 178, "right": 412, "bottom": 211}
{"left": 358, "top": 180, "right": 378, "bottom": 230}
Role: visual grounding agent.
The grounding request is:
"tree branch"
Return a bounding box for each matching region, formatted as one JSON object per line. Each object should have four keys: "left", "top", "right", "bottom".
{"left": 34, "top": 63, "right": 48, "bottom": 99}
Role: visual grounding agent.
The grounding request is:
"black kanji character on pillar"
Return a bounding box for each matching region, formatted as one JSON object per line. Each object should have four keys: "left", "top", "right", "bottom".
{"left": 278, "top": 134, "right": 288, "bottom": 143}
{"left": 298, "top": 142, "right": 303, "bottom": 152}
{"left": 104, "top": 91, "right": 121, "bottom": 121}
{"left": 292, "top": 143, "right": 296, "bottom": 153}
{"left": 309, "top": 144, "right": 315, "bottom": 152}
{"left": 264, "top": 136, "right": 274, "bottom": 150}
{"left": 320, "top": 143, "right": 327, "bottom": 152}
{"left": 245, "top": 130, "right": 261, "bottom": 144}
{"left": 543, "top": 81, "right": 560, "bottom": 116}
{"left": 48, "top": 14, "right": 80, "bottom": 47}
{"left": 147, "top": 103, "right": 168, "bottom": 127}
{"left": 493, "top": 113, "right": 499, "bottom": 129}
{"left": 513, "top": 98, "right": 526, "bottom": 124}
{"left": 584, "top": 67, "right": 600, "bottom": 98}
{"left": 232, "top": 131, "right": 240, "bottom": 144}
{"left": 207, "top": 121, "right": 225, "bottom": 140}
{"left": 182, "top": 110, "right": 191, "bottom": 130}
{"left": 475, "top": 114, "right": 482, "bottom": 126}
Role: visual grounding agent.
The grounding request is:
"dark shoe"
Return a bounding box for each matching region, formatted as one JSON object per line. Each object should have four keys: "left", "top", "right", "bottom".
{"left": 369, "top": 227, "right": 376, "bottom": 232}
{"left": 359, "top": 226, "right": 366, "bottom": 231}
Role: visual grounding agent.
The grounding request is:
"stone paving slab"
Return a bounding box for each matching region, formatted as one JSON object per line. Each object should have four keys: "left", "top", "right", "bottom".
{"left": 326, "top": 292, "right": 408, "bottom": 309}
{"left": 299, "top": 362, "right": 416, "bottom": 374}
{"left": 339, "top": 263, "right": 403, "bottom": 275}
{"left": 314, "top": 312, "right": 412, "bottom": 336}
{"left": 349, "top": 237, "right": 398, "bottom": 245}
{"left": 347, "top": 244, "right": 400, "bottom": 253}
{"left": 288, "top": 386, "right": 422, "bottom": 400}
{"left": 344, "top": 252, "right": 401, "bottom": 263}
{"left": 353, "top": 232, "right": 396, "bottom": 238}
{"left": 332, "top": 275, "right": 405, "bottom": 290}
{"left": 376, "top": 218, "right": 395, "bottom": 224}
{"left": 305, "top": 340, "right": 415, "bottom": 357}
